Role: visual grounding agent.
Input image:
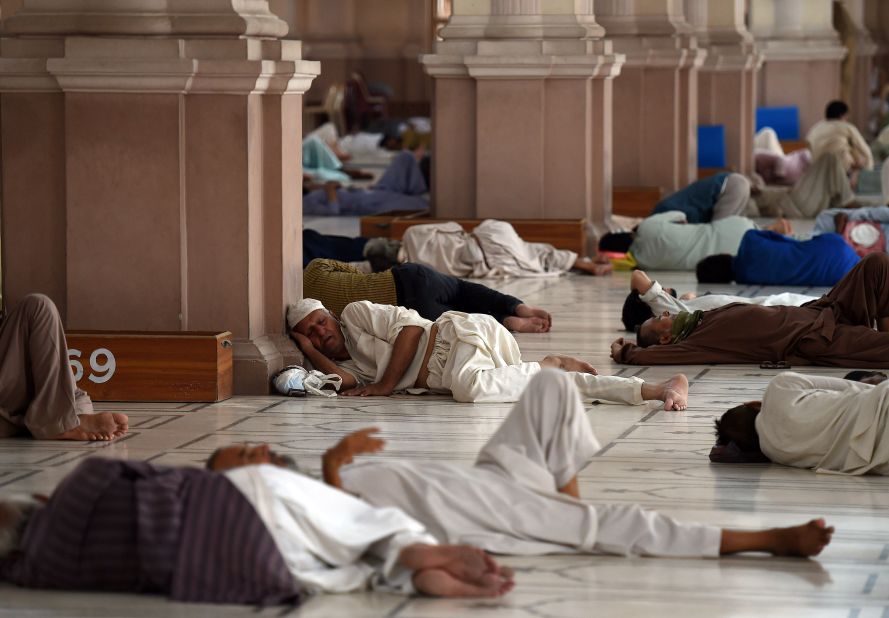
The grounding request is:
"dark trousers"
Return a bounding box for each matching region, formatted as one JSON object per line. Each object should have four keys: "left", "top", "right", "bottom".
{"left": 392, "top": 263, "right": 523, "bottom": 323}
{"left": 302, "top": 229, "right": 368, "bottom": 268}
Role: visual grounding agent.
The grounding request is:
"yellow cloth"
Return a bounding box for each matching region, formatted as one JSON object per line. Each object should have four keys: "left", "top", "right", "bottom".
{"left": 303, "top": 259, "right": 398, "bottom": 317}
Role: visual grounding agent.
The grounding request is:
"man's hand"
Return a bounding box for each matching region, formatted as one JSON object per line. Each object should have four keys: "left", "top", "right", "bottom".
{"left": 342, "top": 382, "right": 394, "bottom": 397}
{"left": 630, "top": 270, "right": 653, "bottom": 294}
{"left": 292, "top": 331, "right": 314, "bottom": 353}
{"left": 610, "top": 337, "right": 626, "bottom": 361}
{"left": 322, "top": 428, "right": 385, "bottom": 489}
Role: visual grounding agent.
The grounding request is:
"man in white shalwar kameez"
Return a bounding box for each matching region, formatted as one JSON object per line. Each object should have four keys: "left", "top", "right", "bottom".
{"left": 713, "top": 372, "right": 889, "bottom": 475}
{"left": 287, "top": 298, "right": 690, "bottom": 409}
{"left": 621, "top": 270, "right": 818, "bottom": 331}
{"left": 401, "top": 219, "right": 610, "bottom": 278}
{"left": 210, "top": 371, "right": 835, "bottom": 559}
{"left": 222, "top": 464, "right": 514, "bottom": 597}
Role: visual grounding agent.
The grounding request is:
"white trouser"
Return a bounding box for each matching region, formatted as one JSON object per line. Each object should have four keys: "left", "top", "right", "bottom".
{"left": 712, "top": 173, "right": 752, "bottom": 220}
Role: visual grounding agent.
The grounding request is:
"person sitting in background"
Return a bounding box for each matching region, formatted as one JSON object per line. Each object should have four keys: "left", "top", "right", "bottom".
{"left": 806, "top": 100, "right": 874, "bottom": 179}
{"left": 695, "top": 229, "right": 860, "bottom": 287}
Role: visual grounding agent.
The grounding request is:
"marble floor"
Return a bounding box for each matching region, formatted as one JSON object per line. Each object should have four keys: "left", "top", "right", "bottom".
{"left": 3, "top": 262, "right": 889, "bottom": 617}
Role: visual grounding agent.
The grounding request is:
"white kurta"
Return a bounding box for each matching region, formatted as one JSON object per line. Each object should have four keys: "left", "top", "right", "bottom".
{"left": 640, "top": 280, "right": 817, "bottom": 316}
{"left": 224, "top": 464, "right": 436, "bottom": 594}
{"left": 401, "top": 220, "right": 577, "bottom": 279}
{"left": 342, "top": 370, "right": 721, "bottom": 558}
{"left": 805, "top": 119, "right": 874, "bottom": 172}
{"left": 630, "top": 212, "right": 755, "bottom": 270}
{"left": 336, "top": 302, "right": 645, "bottom": 404}
{"left": 757, "top": 372, "right": 889, "bottom": 475}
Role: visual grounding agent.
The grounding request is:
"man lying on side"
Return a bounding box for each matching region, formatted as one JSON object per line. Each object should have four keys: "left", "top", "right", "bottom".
{"left": 0, "top": 458, "right": 514, "bottom": 603}
{"left": 612, "top": 253, "right": 889, "bottom": 367}
{"left": 289, "top": 297, "right": 689, "bottom": 408}
{"left": 711, "top": 371, "right": 889, "bottom": 475}
{"left": 210, "top": 371, "right": 834, "bottom": 561}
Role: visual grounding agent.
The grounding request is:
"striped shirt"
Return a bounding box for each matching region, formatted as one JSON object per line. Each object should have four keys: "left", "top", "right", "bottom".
{"left": 304, "top": 259, "right": 398, "bottom": 317}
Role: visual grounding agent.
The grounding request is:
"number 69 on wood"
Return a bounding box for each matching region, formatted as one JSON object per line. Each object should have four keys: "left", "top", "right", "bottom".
{"left": 68, "top": 348, "right": 116, "bottom": 384}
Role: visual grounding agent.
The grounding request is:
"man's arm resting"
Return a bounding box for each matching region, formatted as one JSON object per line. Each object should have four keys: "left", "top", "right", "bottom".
{"left": 343, "top": 325, "right": 424, "bottom": 396}
{"left": 294, "top": 334, "right": 359, "bottom": 389}
{"left": 322, "top": 428, "right": 385, "bottom": 489}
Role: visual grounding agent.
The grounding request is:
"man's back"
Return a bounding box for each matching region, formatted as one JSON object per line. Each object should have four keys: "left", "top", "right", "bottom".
{"left": 631, "top": 212, "right": 754, "bottom": 270}
{"left": 734, "top": 231, "right": 860, "bottom": 286}
{"left": 806, "top": 119, "right": 873, "bottom": 171}
{"left": 757, "top": 373, "right": 889, "bottom": 475}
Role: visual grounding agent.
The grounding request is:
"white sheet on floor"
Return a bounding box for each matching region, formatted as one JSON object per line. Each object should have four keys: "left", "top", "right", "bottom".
{"left": 640, "top": 280, "right": 817, "bottom": 315}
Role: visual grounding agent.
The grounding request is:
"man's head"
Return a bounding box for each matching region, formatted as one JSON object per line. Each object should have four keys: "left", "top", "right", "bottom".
{"left": 287, "top": 299, "right": 347, "bottom": 359}
{"left": 622, "top": 290, "right": 654, "bottom": 331}
{"left": 598, "top": 232, "right": 634, "bottom": 253}
{"left": 206, "top": 443, "right": 298, "bottom": 472}
{"left": 843, "top": 370, "right": 888, "bottom": 385}
{"left": 825, "top": 100, "right": 849, "bottom": 120}
{"left": 635, "top": 311, "right": 674, "bottom": 347}
{"left": 714, "top": 402, "right": 763, "bottom": 454}
{"left": 0, "top": 496, "right": 41, "bottom": 559}
{"left": 696, "top": 254, "right": 735, "bottom": 283}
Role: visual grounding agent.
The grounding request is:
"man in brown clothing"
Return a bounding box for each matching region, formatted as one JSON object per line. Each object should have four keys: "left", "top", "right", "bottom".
{"left": 611, "top": 253, "right": 889, "bottom": 367}
{"left": 0, "top": 294, "right": 128, "bottom": 440}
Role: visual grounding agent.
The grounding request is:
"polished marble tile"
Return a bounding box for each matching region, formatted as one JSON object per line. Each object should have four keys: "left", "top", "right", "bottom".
{"left": 2, "top": 258, "right": 888, "bottom": 617}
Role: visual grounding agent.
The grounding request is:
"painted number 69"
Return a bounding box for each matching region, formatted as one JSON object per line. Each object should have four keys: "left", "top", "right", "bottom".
{"left": 68, "top": 348, "right": 116, "bottom": 384}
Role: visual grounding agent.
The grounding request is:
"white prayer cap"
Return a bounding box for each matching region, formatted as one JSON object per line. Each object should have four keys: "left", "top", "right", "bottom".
{"left": 287, "top": 298, "right": 326, "bottom": 331}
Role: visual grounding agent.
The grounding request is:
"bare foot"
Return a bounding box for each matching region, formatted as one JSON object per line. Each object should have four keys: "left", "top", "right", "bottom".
{"left": 642, "top": 374, "right": 689, "bottom": 411}
{"left": 767, "top": 218, "right": 794, "bottom": 235}
{"left": 408, "top": 545, "right": 514, "bottom": 598}
{"left": 514, "top": 304, "right": 552, "bottom": 328}
{"left": 541, "top": 355, "right": 597, "bottom": 374}
{"left": 52, "top": 412, "right": 129, "bottom": 441}
{"left": 504, "top": 316, "right": 550, "bottom": 333}
{"left": 770, "top": 519, "right": 834, "bottom": 557}
{"left": 573, "top": 259, "right": 613, "bottom": 276}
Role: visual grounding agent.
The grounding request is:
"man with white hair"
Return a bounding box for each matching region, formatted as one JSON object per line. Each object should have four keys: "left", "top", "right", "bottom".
{"left": 287, "top": 297, "right": 690, "bottom": 408}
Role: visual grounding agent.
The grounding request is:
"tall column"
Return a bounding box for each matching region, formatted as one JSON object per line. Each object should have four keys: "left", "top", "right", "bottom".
{"left": 749, "top": 0, "right": 846, "bottom": 135}
{"left": 686, "top": 0, "right": 760, "bottom": 174}
{"left": 595, "top": 0, "right": 704, "bottom": 192}
{"left": 421, "top": 0, "right": 624, "bottom": 239}
{"left": 864, "top": 0, "right": 889, "bottom": 131}
{"left": 835, "top": 0, "right": 877, "bottom": 135}
{"left": 0, "top": 0, "right": 319, "bottom": 394}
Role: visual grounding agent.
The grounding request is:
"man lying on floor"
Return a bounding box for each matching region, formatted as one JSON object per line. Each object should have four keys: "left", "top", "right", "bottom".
{"left": 303, "top": 150, "right": 429, "bottom": 216}
{"left": 597, "top": 212, "right": 791, "bottom": 271}
{"left": 611, "top": 253, "right": 889, "bottom": 367}
{"left": 0, "top": 459, "right": 514, "bottom": 603}
{"left": 303, "top": 258, "right": 554, "bottom": 333}
{"left": 209, "top": 371, "right": 833, "bottom": 561}
{"left": 711, "top": 371, "right": 889, "bottom": 475}
{"left": 651, "top": 172, "right": 752, "bottom": 223}
{"left": 815, "top": 205, "right": 889, "bottom": 255}
{"left": 620, "top": 270, "right": 818, "bottom": 332}
{"left": 289, "top": 297, "right": 689, "bottom": 408}
{"left": 0, "top": 294, "right": 127, "bottom": 441}
{"left": 695, "top": 228, "right": 860, "bottom": 287}
{"left": 400, "top": 219, "right": 612, "bottom": 278}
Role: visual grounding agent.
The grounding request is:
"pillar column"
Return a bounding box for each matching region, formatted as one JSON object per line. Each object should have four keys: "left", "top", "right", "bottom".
{"left": 0, "top": 0, "right": 319, "bottom": 394}
{"left": 685, "top": 0, "right": 760, "bottom": 174}
{"left": 420, "top": 0, "right": 624, "bottom": 240}
{"left": 749, "top": 0, "right": 846, "bottom": 135}
{"left": 864, "top": 0, "right": 889, "bottom": 131}
{"left": 835, "top": 0, "right": 877, "bottom": 135}
{"left": 594, "top": 0, "right": 704, "bottom": 192}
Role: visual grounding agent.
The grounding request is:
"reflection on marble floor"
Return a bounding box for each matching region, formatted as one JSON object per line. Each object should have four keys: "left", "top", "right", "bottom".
{"left": 3, "top": 266, "right": 889, "bottom": 617}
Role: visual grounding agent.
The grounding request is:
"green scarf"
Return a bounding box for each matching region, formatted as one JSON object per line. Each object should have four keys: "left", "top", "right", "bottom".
{"left": 671, "top": 310, "right": 704, "bottom": 344}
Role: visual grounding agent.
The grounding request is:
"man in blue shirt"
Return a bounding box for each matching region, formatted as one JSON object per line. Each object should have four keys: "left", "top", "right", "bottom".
{"left": 696, "top": 230, "right": 860, "bottom": 286}
{"left": 652, "top": 173, "right": 751, "bottom": 223}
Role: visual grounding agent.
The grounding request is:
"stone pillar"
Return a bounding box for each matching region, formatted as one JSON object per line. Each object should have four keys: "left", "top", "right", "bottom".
{"left": 685, "top": 0, "right": 760, "bottom": 174}
{"left": 0, "top": 1, "right": 319, "bottom": 394}
{"left": 749, "top": 0, "right": 846, "bottom": 134}
{"left": 835, "top": 0, "right": 877, "bottom": 135}
{"left": 594, "top": 0, "right": 704, "bottom": 192}
{"left": 420, "top": 0, "right": 623, "bottom": 239}
{"left": 864, "top": 0, "right": 889, "bottom": 131}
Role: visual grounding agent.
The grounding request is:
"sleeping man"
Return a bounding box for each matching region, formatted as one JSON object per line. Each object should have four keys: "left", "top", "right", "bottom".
{"left": 711, "top": 371, "right": 889, "bottom": 475}
{"left": 209, "top": 371, "right": 834, "bottom": 561}
{"left": 288, "top": 297, "right": 689, "bottom": 409}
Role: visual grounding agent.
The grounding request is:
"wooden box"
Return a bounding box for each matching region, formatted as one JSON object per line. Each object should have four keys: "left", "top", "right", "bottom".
{"left": 66, "top": 331, "right": 233, "bottom": 402}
